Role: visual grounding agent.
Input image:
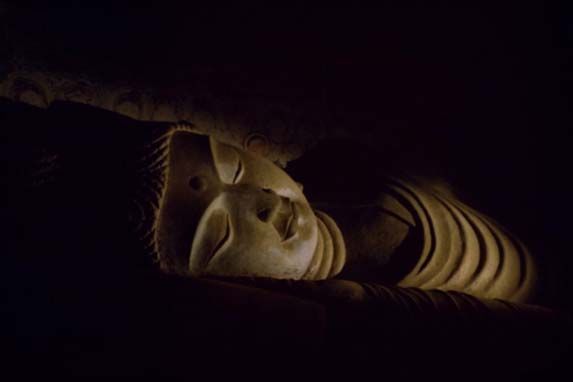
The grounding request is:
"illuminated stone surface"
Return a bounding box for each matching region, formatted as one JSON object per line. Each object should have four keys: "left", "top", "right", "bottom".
{"left": 0, "top": 86, "right": 536, "bottom": 302}
{"left": 156, "top": 130, "right": 330, "bottom": 280}
{"left": 154, "top": 129, "right": 535, "bottom": 303}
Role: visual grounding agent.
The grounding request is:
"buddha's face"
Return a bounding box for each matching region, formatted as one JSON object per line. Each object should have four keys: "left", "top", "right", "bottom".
{"left": 156, "top": 131, "right": 318, "bottom": 279}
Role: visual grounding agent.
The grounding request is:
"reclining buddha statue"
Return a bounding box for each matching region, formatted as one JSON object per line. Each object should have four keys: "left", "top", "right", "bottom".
{"left": 1, "top": 93, "right": 537, "bottom": 304}
{"left": 4, "top": 96, "right": 563, "bottom": 378}
{"left": 153, "top": 125, "right": 536, "bottom": 304}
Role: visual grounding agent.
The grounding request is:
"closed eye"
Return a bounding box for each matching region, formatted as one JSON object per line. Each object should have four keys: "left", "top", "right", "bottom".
{"left": 232, "top": 160, "right": 243, "bottom": 184}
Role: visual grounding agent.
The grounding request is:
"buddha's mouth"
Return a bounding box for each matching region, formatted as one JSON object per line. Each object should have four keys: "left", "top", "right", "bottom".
{"left": 208, "top": 213, "right": 231, "bottom": 265}
{"left": 193, "top": 210, "right": 232, "bottom": 271}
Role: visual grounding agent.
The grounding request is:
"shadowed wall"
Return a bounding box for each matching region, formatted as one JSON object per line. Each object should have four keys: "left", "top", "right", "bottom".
{"left": 2, "top": 4, "right": 569, "bottom": 309}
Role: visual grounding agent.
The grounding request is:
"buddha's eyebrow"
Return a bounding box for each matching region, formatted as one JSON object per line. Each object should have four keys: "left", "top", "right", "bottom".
{"left": 232, "top": 159, "right": 243, "bottom": 184}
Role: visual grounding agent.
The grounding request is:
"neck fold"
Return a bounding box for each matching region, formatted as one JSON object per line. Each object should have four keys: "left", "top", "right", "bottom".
{"left": 303, "top": 210, "right": 346, "bottom": 280}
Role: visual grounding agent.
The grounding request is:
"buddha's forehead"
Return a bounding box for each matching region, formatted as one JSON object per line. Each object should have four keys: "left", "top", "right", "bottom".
{"left": 157, "top": 131, "right": 222, "bottom": 272}
{"left": 166, "top": 130, "right": 305, "bottom": 206}
{"left": 167, "top": 130, "right": 228, "bottom": 205}
{"left": 169, "top": 131, "right": 217, "bottom": 177}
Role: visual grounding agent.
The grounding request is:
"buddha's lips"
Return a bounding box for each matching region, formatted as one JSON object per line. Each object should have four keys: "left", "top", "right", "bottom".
{"left": 201, "top": 212, "right": 231, "bottom": 269}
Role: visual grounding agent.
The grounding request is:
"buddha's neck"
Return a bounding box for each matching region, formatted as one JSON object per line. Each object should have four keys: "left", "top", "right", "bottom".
{"left": 302, "top": 210, "right": 347, "bottom": 280}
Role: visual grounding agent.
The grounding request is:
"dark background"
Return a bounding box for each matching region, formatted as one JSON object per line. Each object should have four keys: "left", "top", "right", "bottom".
{"left": 0, "top": 4, "right": 572, "bottom": 378}
{"left": 1, "top": 4, "right": 571, "bottom": 310}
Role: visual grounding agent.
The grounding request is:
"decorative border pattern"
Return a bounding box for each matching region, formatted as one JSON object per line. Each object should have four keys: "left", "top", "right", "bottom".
{"left": 0, "top": 60, "right": 329, "bottom": 167}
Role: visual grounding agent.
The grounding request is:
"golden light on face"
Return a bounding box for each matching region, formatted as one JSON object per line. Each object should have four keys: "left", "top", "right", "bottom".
{"left": 156, "top": 132, "right": 318, "bottom": 279}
